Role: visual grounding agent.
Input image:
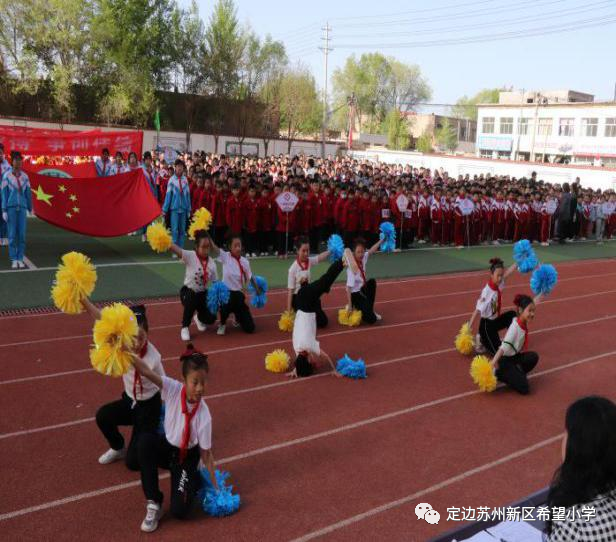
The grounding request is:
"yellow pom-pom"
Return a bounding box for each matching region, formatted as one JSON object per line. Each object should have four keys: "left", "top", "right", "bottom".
{"left": 265, "top": 349, "right": 290, "bottom": 373}
{"left": 470, "top": 355, "right": 497, "bottom": 392}
{"left": 338, "top": 308, "right": 349, "bottom": 326}
{"left": 338, "top": 308, "right": 362, "bottom": 327}
{"left": 455, "top": 322, "right": 475, "bottom": 356}
{"left": 146, "top": 222, "right": 172, "bottom": 253}
{"left": 188, "top": 207, "right": 213, "bottom": 240}
{"left": 278, "top": 310, "right": 295, "bottom": 332}
{"left": 90, "top": 343, "right": 133, "bottom": 377}
{"left": 348, "top": 309, "right": 362, "bottom": 327}
{"left": 51, "top": 251, "right": 97, "bottom": 314}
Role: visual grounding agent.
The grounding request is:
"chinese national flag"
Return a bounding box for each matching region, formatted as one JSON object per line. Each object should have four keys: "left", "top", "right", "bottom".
{"left": 29, "top": 170, "right": 161, "bottom": 237}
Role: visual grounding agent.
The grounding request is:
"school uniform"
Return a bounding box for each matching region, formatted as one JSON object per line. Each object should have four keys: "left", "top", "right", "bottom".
{"left": 504, "top": 198, "right": 516, "bottom": 241}
{"left": 475, "top": 279, "right": 516, "bottom": 355}
{"left": 293, "top": 259, "right": 345, "bottom": 376}
{"left": 497, "top": 318, "right": 539, "bottom": 395}
{"left": 417, "top": 195, "right": 430, "bottom": 241}
{"left": 139, "top": 376, "right": 212, "bottom": 518}
{"left": 212, "top": 191, "right": 227, "bottom": 246}
{"left": 225, "top": 194, "right": 243, "bottom": 237}
{"left": 216, "top": 250, "right": 255, "bottom": 333}
{"left": 180, "top": 250, "right": 218, "bottom": 328}
{"left": 347, "top": 252, "right": 378, "bottom": 324}
{"left": 343, "top": 197, "right": 360, "bottom": 246}
{"left": 0, "top": 158, "right": 11, "bottom": 243}
{"left": 162, "top": 174, "right": 191, "bottom": 247}
{"left": 453, "top": 196, "right": 468, "bottom": 247}
{"left": 333, "top": 196, "right": 347, "bottom": 235}
{"left": 492, "top": 198, "right": 506, "bottom": 241}
{"left": 308, "top": 191, "right": 325, "bottom": 253}
{"left": 110, "top": 162, "right": 130, "bottom": 175}
{"left": 481, "top": 198, "right": 493, "bottom": 243}
{"left": 359, "top": 197, "right": 372, "bottom": 241}
{"left": 288, "top": 256, "right": 328, "bottom": 328}
{"left": 257, "top": 195, "right": 274, "bottom": 254}
{"left": 95, "top": 342, "right": 165, "bottom": 473}
{"left": 243, "top": 197, "right": 259, "bottom": 255}
{"left": 95, "top": 157, "right": 113, "bottom": 177}
{"left": 0, "top": 169, "right": 32, "bottom": 263}
{"left": 430, "top": 197, "right": 442, "bottom": 245}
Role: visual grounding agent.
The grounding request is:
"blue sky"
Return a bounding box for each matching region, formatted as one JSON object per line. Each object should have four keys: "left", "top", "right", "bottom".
{"left": 188, "top": 0, "right": 616, "bottom": 112}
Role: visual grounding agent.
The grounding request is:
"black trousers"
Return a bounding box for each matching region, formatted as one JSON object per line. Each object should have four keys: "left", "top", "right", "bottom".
{"left": 295, "top": 259, "right": 344, "bottom": 313}
{"left": 214, "top": 226, "right": 226, "bottom": 248}
{"left": 259, "top": 230, "right": 273, "bottom": 254}
{"left": 496, "top": 351, "right": 539, "bottom": 395}
{"left": 244, "top": 231, "right": 258, "bottom": 255}
{"left": 351, "top": 278, "right": 377, "bottom": 324}
{"left": 220, "top": 290, "right": 255, "bottom": 333}
{"left": 95, "top": 392, "right": 162, "bottom": 500}
{"left": 276, "top": 231, "right": 294, "bottom": 254}
{"left": 180, "top": 286, "right": 217, "bottom": 328}
{"left": 138, "top": 433, "right": 201, "bottom": 517}
{"left": 292, "top": 293, "right": 328, "bottom": 328}
{"left": 309, "top": 227, "right": 321, "bottom": 253}
{"left": 479, "top": 311, "right": 516, "bottom": 355}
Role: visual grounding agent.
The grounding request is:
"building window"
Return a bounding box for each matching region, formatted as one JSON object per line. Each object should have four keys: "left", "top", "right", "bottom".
{"left": 499, "top": 117, "right": 513, "bottom": 134}
{"left": 605, "top": 118, "right": 616, "bottom": 137}
{"left": 559, "top": 118, "right": 574, "bottom": 137}
{"left": 480, "top": 149, "right": 492, "bottom": 158}
{"left": 497, "top": 151, "right": 511, "bottom": 159}
{"left": 482, "top": 117, "right": 495, "bottom": 134}
{"left": 518, "top": 118, "right": 530, "bottom": 135}
{"left": 537, "top": 118, "right": 553, "bottom": 136}
{"left": 581, "top": 118, "right": 598, "bottom": 137}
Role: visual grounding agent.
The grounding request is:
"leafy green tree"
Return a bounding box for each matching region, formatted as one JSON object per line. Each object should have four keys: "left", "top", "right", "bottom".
{"left": 416, "top": 132, "right": 433, "bottom": 153}
{"left": 386, "top": 109, "right": 410, "bottom": 150}
{"left": 435, "top": 118, "right": 458, "bottom": 153}
{"left": 451, "top": 88, "right": 501, "bottom": 120}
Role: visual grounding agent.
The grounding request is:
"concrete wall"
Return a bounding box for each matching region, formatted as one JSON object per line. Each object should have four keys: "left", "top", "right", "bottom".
{"left": 349, "top": 148, "right": 616, "bottom": 191}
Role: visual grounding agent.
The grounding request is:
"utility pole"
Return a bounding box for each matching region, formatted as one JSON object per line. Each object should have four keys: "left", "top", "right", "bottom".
{"left": 319, "top": 22, "right": 332, "bottom": 159}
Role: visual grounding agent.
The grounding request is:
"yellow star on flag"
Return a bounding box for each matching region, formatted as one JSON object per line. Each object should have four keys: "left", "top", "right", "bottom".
{"left": 58, "top": 185, "right": 67, "bottom": 193}
{"left": 69, "top": 194, "right": 78, "bottom": 202}
{"left": 34, "top": 185, "right": 54, "bottom": 206}
{"left": 72, "top": 206, "right": 80, "bottom": 213}
{"left": 66, "top": 212, "right": 73, "bottom": 219}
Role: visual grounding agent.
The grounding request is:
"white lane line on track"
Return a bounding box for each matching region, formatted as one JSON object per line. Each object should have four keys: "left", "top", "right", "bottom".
{"left": 0, "top": 349, "right": 612, "bottom": 522}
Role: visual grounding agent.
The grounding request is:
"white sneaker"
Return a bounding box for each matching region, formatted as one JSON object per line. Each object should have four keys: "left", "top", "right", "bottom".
{"left": 475, "top": 334, "right": 487, "bottom": 354}
{"left": 11, "top": 261, "right": 18, "bottom": 269}
{"left": 180, "top": 327, "right": 191, "bottom": 341}
{"left": 217, "top": 325, "right": 226, "bottom": 336}
{"left": 375, "top": 313, "right": 382, "bottom": 321}
{"left": 98, "top": 447, "right": 125, "bottom": 465}
{"left": 172, "top": 254, "right": 178, "bottom": 259}
{"left": 193, "top": 315, "right": 207, "bottom": 332}
{"left": 18, "top": 261, "right": 25, "bottom": 269}
{"left": 141, "top": 234, "right": 147, "bottom": 242}
{"left": 141, "top": 500, "right": 162, "bottom": 533}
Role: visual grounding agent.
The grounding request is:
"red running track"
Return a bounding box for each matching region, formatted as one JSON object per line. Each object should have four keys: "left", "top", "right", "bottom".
{"left": 0, "top": 258, "right": 615, "bottom": 541}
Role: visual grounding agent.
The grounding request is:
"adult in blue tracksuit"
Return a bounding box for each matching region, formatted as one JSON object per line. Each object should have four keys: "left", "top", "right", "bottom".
{"left": 140, "top": 151, "right": 159, "bottom": 242}
{"left": 0, "top": 143, "right": 11, "bottom": 246}
{"left": 1, "top": 152, "right": 32, "bottom": 269}
{"left": 162, "top": 159, "right": 190, "bottom": 250}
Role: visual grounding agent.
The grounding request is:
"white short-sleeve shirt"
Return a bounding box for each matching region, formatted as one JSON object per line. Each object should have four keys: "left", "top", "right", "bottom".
{"left": 216, "top": 250, "right": 252, "bottom": 292}
{"left": 346, "top": 253, "right": 369, "bottom": 293}
{"left": 288, "top": 256, "right": 319, "bottom": 294}
{"left": 123, "top": 342, "right": 166, "bottom": 401}
{"left": 182, "top": 250, "right": 218, "bottom": 292}
{"left": 475, "top": 280, "right": 504, "bottom": 320}
{"left": 161, "top": 376, "right": 212, "bottom": 450}
{"left": 501, "top": 318, "right": 527, "bottom": 357}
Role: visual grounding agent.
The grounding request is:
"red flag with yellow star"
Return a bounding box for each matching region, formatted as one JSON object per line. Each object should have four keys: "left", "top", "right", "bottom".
{"left": 29, "top": 170, "right": 161, "bottom": 237}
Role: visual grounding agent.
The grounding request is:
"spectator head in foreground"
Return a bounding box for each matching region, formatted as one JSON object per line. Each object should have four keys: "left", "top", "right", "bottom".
{"left": 546, "top": 395, "right": 616, "bottom": 539}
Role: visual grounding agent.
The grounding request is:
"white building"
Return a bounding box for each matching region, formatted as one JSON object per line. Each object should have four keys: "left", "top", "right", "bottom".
{"left": 476, "top": 90, "right": 616, "bottom": 167}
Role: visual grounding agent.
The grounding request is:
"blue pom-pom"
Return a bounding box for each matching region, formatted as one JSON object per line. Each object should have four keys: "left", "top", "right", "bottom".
{"left": 248, "top": 275, "right": 268, "bottom": 308}
{"left": 157, "top": 404, "right": 165, "bottom": 436}
{"left": 198, "top": 469, "right": 241, "bottom": 517}
{"left": 513, "top": 239, "right": 539, "bottom": 274}
{"left": 379, "top": 221, "right": 396, "bottom": 253}
{"left": 530, "top": 264, "right": 558, "bottom": 295}
{"left": 327, "top": 234, "right": 344, "bottom": 262}
{"left": 336, "top": 354, "right": 367, "bottom": 379}
{"left": 207, "top": 281, "right": 230, "bottom": 314}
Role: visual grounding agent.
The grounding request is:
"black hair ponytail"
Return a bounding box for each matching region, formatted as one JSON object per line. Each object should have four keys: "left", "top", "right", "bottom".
{"left": 180, "top": 343, "right": 209, "bottom": 377}
{"left": 489, "top": 258, "right": 504, "bottom": 273}
{"left": 513, "top": 294, "right": 533, "bottom": 311}
{"left": 130, "top": 304, "right": 148, "bottom": 332}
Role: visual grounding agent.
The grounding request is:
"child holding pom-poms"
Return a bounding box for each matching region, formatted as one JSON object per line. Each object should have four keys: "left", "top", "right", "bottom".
{"left": 489, "top": 293, "right": 541, "bottom": 395}
{"left": 130, "top": 344, "right": 218, "bottom": 532}
{"left": 468, "top": 258, "right": 518, "bottom": 355}
{"left": 286, "top": 236, "right": 331, "bottom": 329}
{"left": 345, "top": 236, "right": 384, "bottom": 325}
{"left": 288, "top": 249, "right": 358, "bottom": 378}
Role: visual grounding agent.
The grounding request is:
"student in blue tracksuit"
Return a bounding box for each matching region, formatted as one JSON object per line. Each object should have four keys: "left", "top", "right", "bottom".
{"left": 140, "top": 151, "right": 159, "bottom": 242}
{"left": 1, "top": 152, "right": 32, "bottom": 269}
{"left": 95, "top": 148, "right": 113, "bottom": 177}
{"left": 0, "top": 143, "right": 11, "bottom": 246}
{"left": 162, "top": 159, "right": 191, "bottom": 251}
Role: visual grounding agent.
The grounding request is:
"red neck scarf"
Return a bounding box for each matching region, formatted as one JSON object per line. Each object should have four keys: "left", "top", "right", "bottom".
{"left": 179, "top": 386, "right": 200, "bottom": 463}
{"left": 297, "top": 257, "right": 309, "bottom": 271}
{"left": 232, "top": 254, "right": 246, "bottom": 284}
{"left": 197, "top": 252, "right": 209, "bottom": 285}
{"left": 178, "top": 176, "right": 184, "bottom": 194}
{"left": 355, "top": 256, "right": 366, "bottom": 284}
{"left": 517, "top": 317, "right": 529, "bottom": 350}
{"left": 132, "top": 341, "right": 148, "bottom": 401}
{"left": 487, "top": 280, "right": 502, "bottom": 315}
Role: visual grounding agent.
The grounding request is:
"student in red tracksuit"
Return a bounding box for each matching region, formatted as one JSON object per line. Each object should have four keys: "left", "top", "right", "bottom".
{"left": 539, "top": 196, "right": 551, "bottom": 246}
{"left": 359, "top": 189, "right": 373, "bottom": 241}
{"left": 442, "top": 192, "right": 453, "bottom": 246}
{"left": 322, "top": 185, "right": 334, "bottom": 240}
{"left": 454, "top": 189, "right": 469, "bottom": 248}
{"left": 343, "top": 189, "right": 360, "bottom": 247}
{"left": 333, "top": 188, "right": 348, "bottom": 235}
{"left": 504, "top": 192, "right": 516, "bottom": 241}
{"left": 580, "top": 195, "right": 592, "bottom": 240}
{"left": 471, "top": 193, "right": 482, "bottom": 245}
{"left": 368, "top": 193, "right": 381, "bottom": 245}
{"left": 379, "top": 194, "right": 392, "bottom": 228}
{"left": 530, "top": 193, "right": 542, "bottom": 242}
{"left": 225, "top": 184, "right": 243, "bottom": 239}
{"left": 492, "top": 192, "right": 505, "bottom": 244}
{"left": 257, "top": 186, "right": 274, "bottom": 256}
{"left": 417, "top": 189, "right": 431, "bottom": 244}
{"left": 403, "top": 195, "right": 417, "bottom": 248}
{"left": 199, "top": 176, "right": 214, "bottom": 213}
{"left": 190, "top": 175, "right": 204, "bottom": 215}
{"left": 212, "top": 181, "right": 227, "bottom": 247}
{"left": 430, "top": 187, "right": 443, "bottom": 245}
{"left": 299, "top": 191, "right": 313, "bottom": 238}
{"left": 482, "top": 194, "right": 493, "bottom": 245}
{"left": 243, "top": 186, "right": 259, "bottom": 257}
{"left": 308, "top": 180, "right": 324, "bottom": 253}
{"left": 513, "top": 194, "right": 529, "bottom": 242}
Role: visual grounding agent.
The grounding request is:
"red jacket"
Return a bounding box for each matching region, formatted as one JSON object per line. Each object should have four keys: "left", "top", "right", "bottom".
{"left": 334, "top": 196, "right": 347, "bottom": 229}
{"left": 308, "top": 191, "right": 325, "bottom": 226}
{"left": 359, "top": 198, "right": 372, "bottom": 231}
{"left": 225, "top": 195, "right": 243, "bottom": 234}
{"left": 258, "top": 196, "right": 275, "bottom": 231}
{"left": 199, "top": 187, "right": 215, "bottom": 213}
{"left": 191, "top": 186, "right": 204, "bottom": 213}
{"left": 243, "top": 198, "right": 259, "bottom": 233}
{"left": 213, "top": 191, "right": 227, "bottom": 228}
{"left": 343, "top": 197, "right": 360, "bottom": 232}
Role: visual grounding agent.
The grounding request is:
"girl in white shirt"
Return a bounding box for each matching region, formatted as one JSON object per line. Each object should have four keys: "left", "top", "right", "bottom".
{"left": 468, "top": 258, "right": 518, "bottom": 354}
{"left": 490, "top": 294, "right": 541, "bottom": 395}
{"left": 168, "top": 230, "right": 218, "bottom": 342}
{"left": 287, "top": 236, "right": 330, "bottom": 328}
{"left": 345, "top": 236, "right": 384, "bottom": 325}
{"left": 210, "top": 235, "right": 262, "bottom": 335}
{"left": 131, "top": 344, "right": 218, "bottom": 532}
